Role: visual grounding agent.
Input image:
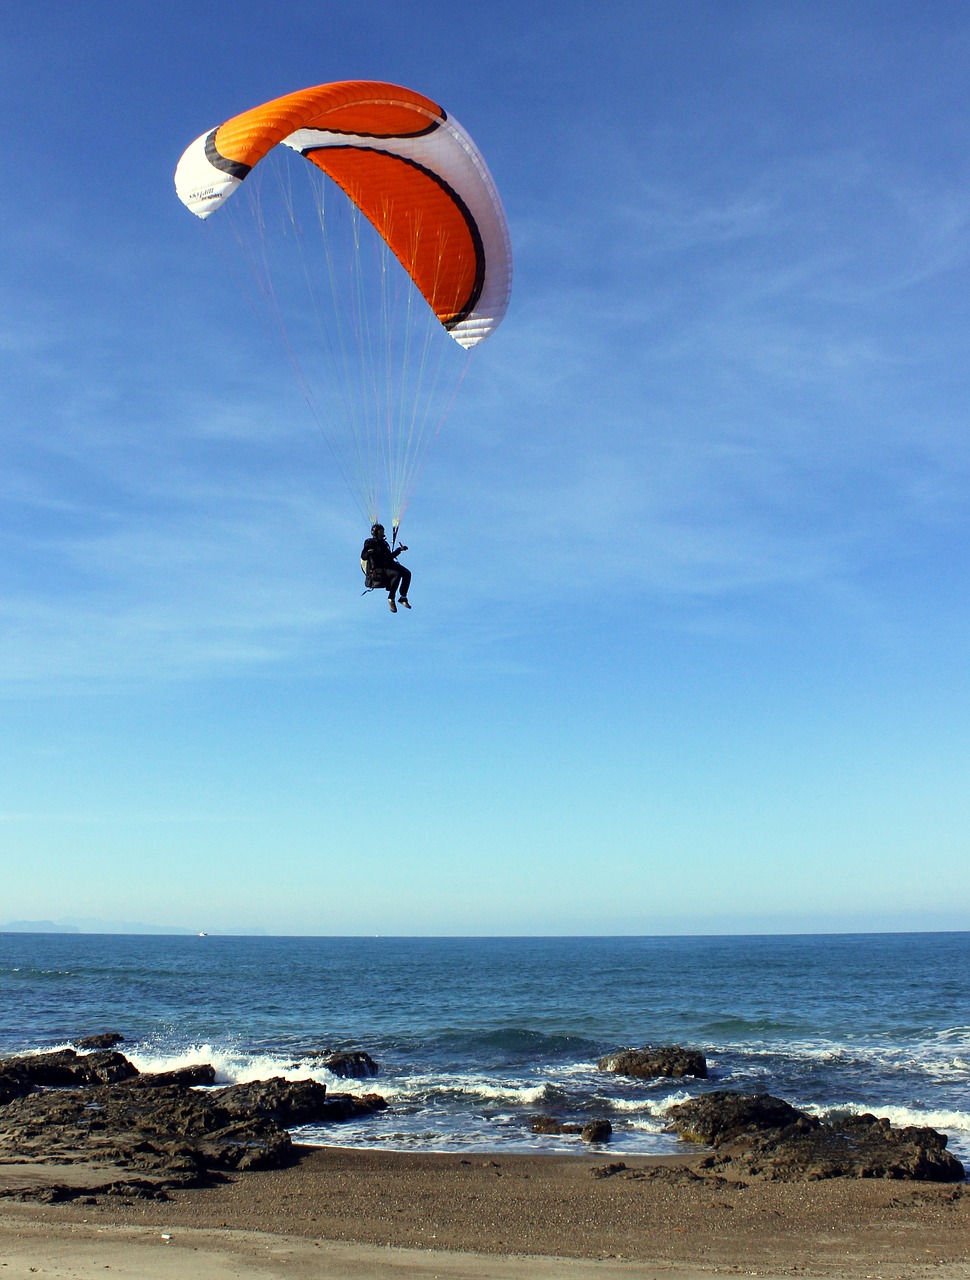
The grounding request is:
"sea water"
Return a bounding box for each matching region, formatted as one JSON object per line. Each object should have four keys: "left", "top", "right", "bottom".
{"left": 1, "top": 932, "right": 968, "bottom": 1163}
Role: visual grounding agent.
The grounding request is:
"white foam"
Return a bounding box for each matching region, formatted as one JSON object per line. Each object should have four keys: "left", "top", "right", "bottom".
{"left": 123, "top": 1044, "right": 374, "bottom": 1094}
{"left": 620, "top": 1113, "right": 669, "bottom": 1133}
{"left": 379, "top": 1071, "right": 552, "bottom": 1106}
{"left": 551, "top": 1061, "right": 600, "bottom": 1078}
{"left": 805, "top": 1100, "right": 970, "bottom": 1136}
{"left": 607, "top": 1095, "right": 676, "bottom": 1114}
{"left": 654, "top": 1089, "right": 697, "bottom": 1114}
{"left": 23, "top": 1041, "right": 75, "bottom": 1057}
{"left": 449, "top": 1080, "right": 551, "bottom": 1105}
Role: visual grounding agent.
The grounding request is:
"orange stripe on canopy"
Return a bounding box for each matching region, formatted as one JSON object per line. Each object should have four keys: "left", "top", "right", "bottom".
{"left": 213, "top": 82, "right": 443, "bottom": 170}
{"left": 306, "top": 148, "right": 480, "bottom": 327}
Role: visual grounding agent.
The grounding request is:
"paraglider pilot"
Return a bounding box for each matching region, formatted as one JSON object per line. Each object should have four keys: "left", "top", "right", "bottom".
{"left": 361, "top": 523, "right": 411, "bottom": 613}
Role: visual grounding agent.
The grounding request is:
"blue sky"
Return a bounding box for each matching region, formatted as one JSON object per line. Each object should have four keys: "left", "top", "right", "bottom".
{"left": 2, "top": 1, "right": 970, "bottom": 935}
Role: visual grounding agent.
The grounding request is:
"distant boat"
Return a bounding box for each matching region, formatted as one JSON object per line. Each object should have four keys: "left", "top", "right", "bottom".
{"left": 198, "top": 932, "right": 208, "bottom": 937}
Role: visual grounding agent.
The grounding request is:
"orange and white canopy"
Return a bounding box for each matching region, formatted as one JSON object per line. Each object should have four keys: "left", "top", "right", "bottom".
{"left": 175, "top": 81, "right": 512, "bottom": 348}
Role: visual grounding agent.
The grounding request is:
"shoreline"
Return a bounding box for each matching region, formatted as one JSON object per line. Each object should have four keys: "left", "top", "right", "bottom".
{"left": 3, "top": 1146, "right": 968, "bottom": 1279}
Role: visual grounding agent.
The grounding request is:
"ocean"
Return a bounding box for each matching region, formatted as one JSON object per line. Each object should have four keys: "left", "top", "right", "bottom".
{"left": 2, "top": 932, "right": 968, "bottom": 1164}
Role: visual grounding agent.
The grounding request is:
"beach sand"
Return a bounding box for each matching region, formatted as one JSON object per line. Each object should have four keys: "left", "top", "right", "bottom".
{"left": 1, "top": 1146, "right": 968, "bottom": 1279}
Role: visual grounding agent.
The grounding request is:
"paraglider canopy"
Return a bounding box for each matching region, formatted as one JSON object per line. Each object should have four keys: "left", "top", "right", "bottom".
{"left": 175, "top": 80, "right": 512, "bottom": 349}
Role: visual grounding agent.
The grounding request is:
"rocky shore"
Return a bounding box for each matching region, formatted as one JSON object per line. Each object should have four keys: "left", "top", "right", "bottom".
{"left": 0, "top": 1043, "right": 386, "bottom": 1203}
{"left": 1, "top": 1039, "right": 968, "bottom": 1278}
{"left": 0, "top": 1038, "right": 964, "bottom": 1209}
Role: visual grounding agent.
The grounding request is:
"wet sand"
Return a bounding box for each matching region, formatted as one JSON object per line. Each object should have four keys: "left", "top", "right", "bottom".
{"left": 1, "top": 1146, "right": 969, "bottom": 1278}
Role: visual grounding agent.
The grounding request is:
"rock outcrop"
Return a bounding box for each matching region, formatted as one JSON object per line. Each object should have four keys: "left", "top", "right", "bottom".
{"left": 124, "top": 1064, "right": 217, "bottom": 1089}
{"left": 0, "top": 1048, "right": 388, "bottom": 1204}
{"left": 73, "top": 1032, "right": 125, "bottom": 1050}
{"left": 668, "top": 1091, "right": 806, "bottom": 1144}
{"left": 580, "top": 1119, "right": 613, "bottom": 1144}
{"left": 211, "top": 1077, "right": 387, "bottom": 1126}
{"left": 530, "top": 1116, "right": 612, "bottom": 1143}
{"left": 322, "top": 1050, "right": 379, "bottom": 1078}
{"left": 0, "top": 1048, "right": 138, "bottom": 1093}
{"left": 598, "top": 1045, "right": 708, "bottom": 1079}
{"left": 667, "top": 1091, "right": 965, "bottom": 1182}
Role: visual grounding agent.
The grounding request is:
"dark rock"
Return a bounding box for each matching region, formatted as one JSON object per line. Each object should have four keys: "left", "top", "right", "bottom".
{"left": 0, "top": 1081, "right": 292, "bottom": 1181}
{"left": 73, "top": 1033, "right": 125, "bottom": 1051}
{"left": 599, "top": 1045, "right": 708, "bottom": 1079}
{"left": 81, "top": 1051, "right": 140, "bottom": 1084}
{"left": 591, "top": 1161, "right": 627, "bottom": 1178}
{"left": 0, "top": 1048, "right": 138, "bottom": 1093}
{"left": 0, "top": 1072, "right": 31, "bottom": 1107}
{"left": 581, "top": 1120, "right": 613, "bottom": 1144}
{"left": 0, "top": 1049, "right": 95, "bottom": 1088}
{"left": 667, "top": 1091, "right": 809, "bottom": 1144}
{"left": 103, "top": 1178, "right": 171, "bottom": 1199}
{"left": 192, "top": 1119, "right": 292, "bottom": 1172}
{"left": 211, "top": 1078, "right": 332, "bottom": 1126}
{"left": 125, "top": 1065, "right": 217, "bottom": 1089}
{"left": 530, "top": 1116, "right": 611, "bottom": 1143}
{"left": 667, "top": 1091, "right": 965, "bottom": 1183}
{"left": 211, "top": 1078, "right": 388, "bottom": 1127}
{"left": 0, "top": 1050, "right": 389, "bottom": 1201}
{"left": 313, "top": 1092, "right": 388, "bottom": 1122}
{"left": 322, "top": 1050, "right": 379, "bottom": 1078}
{"left": 531, "top": 1115, "right": 582, "bottom": 1135}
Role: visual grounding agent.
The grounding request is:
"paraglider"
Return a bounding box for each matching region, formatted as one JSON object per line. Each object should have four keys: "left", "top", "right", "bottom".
{"left": 174, "top": 80, "right": 512, "bottom": 605}
{"left": 360, "top": 523, "right": 411, "bottom": 612}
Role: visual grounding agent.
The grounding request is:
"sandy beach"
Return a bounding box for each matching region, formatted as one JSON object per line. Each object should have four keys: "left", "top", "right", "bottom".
{"left": 2, "top": 1146, "right": 968, "bottom": 1279}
